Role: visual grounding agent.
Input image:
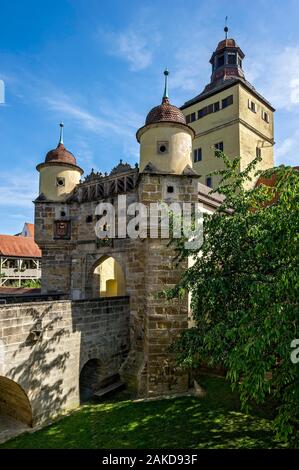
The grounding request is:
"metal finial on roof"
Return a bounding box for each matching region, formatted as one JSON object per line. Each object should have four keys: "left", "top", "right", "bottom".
{"left": 59, "top": 122, "right": 64, "bottom": 145}
{"left": 163, "top": 68, "right": 169, "bottom": 100}
{"left": 224, "top": 16, "right": 228, "bottom": 39}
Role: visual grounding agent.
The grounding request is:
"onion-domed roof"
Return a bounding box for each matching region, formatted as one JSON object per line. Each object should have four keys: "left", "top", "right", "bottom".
{"left": 44, "top": 123, "right": 77, "bottom": 166}
{"left": 145, "top": 96, "right": 186, "bottom": 125}
{"left": 45, "top": 143, "right": 77, "bottom": 165}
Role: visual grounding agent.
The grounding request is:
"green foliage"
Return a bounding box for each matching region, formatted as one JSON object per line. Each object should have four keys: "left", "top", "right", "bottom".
{"left": 7, "top": 279, "right": 41, "bottom": 288}
{"left": 1, "top": 376, "right": 287, "bottom": 449}
{"left": 21, "top": 279, "right": 41, "bottom": 288}
{"left": 169, "top": 154, "right": 299, "bottom": 445}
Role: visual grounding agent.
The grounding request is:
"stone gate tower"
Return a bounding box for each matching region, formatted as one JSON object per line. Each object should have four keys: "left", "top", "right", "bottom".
{"left": 34, "top": 71, "right": 201, "bottom": 398}
{"left": 134, "top": 70, "right": 198, "bottom": 395}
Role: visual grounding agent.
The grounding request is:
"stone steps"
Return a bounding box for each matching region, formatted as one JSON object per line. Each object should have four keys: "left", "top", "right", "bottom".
{"left": 93, "top": 380, "right": 125, "bottom": 398}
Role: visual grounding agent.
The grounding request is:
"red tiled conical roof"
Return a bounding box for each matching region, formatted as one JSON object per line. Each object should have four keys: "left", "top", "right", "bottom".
{"left": 145, "top": 97, "right": 186, "bottom": 125}
{"left": 45, "top": 143, "right": 77, "bottom": 165}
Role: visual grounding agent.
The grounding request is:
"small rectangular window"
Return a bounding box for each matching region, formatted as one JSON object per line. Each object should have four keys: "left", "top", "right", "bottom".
{"left": 186, "top": 114, "right": 191, "bottom": 124}
{"left": 206, "top": 176, "right": 212, "bottom": 188}
{"left": 198, "top": 107, "right": 208, "bottom": 119}
{"left": 217, "top": 55, "right": 224, "bottom": 67}
{"left": 222, "top": 95, "right": 233, "bottom": 109}
{"left": 214, "top": 101, "right": 220, "bottom": 112}
{"left": 215, "top": 142, "right": 224, "bottom": 156}
{"left": 207, "top": 104, "right": 214, "bottom": 114}
{"left": 256, "top": 147, "right": 262, "bottom": 158}
{"left": 194, "top": 148, "right": 202, "bottom": 163}
{"left": 190, "top": 112, "right": 196, "bottom": 122}
{"left": 262, "top": 110, "right": 269, "bottom": 123}
{"left": 227, "top": 53, "right": 236, "bottom": 65}
{"left": 248, "top": 99, "right": 256, "bottom": 113}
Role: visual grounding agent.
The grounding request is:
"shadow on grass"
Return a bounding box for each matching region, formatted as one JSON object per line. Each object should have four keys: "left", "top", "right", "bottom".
{"left": 0, "top": 376, "right": 287, "bottom": 449}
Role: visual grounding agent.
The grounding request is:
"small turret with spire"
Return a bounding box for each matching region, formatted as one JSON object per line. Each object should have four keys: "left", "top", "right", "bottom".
{"left": 136, "top": 69, "right": 195, "bottom": 174}
{"left": 141, "top": 69, "right": 187, "bottom": 127}
{"left": 162, "top": 68, "right": 169, "bottom": 103}
{"left": 44, "top": 122, "right": 77, "bottom": 165}
{"left": 36, "top": 122, "right": 83, "bottom": 201}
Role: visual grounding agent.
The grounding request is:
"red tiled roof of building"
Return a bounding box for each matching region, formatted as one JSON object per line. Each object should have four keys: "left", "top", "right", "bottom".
{"left": 0, "top": 234, "right": 41, "bottom": 258}
{"left": 255, "top": 166, "right": 299, "bottom": 188}
{"left": 255, "top": 166, "right": 299, "bottom": 205}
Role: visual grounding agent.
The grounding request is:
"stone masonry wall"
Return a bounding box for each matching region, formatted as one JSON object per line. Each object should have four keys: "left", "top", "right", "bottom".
{"left": 0, "top": 297, "right": 130, "bottom": 426}
{"left": 139, "top": 173, "right": 199, "bottom": 396}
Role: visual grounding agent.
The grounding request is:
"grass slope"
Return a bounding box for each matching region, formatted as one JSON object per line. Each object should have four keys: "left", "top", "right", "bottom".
{"left": 0, "top": 376, "right": 286, "bottom": 449}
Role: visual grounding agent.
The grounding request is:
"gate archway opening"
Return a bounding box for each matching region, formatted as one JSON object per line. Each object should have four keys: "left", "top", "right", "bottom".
{"left": 79, "top": 359, "right": 122, "bottom": 404}
{"left": 93, "top": 256, "right": 126, "bottom": 297}
{"left": 79, "top": 358, "right": 102, "bottom": 403}
{"left": 0, "top": 376, "right": 32, "bottom": 440}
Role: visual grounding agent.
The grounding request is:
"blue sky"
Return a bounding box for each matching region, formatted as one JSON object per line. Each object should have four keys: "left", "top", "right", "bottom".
{"left": 0, "top": 0, "right": 299, "bottom": 234}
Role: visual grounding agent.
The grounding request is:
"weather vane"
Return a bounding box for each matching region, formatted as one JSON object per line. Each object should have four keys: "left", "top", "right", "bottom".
{"left": 163, "top": 67, "right": 169, "bottom": 100}
{"left": 59, "top": 122, "right": 64, "bottom": 145}
{"left": 224, "top": 16, "right": 228, "bottom": 39}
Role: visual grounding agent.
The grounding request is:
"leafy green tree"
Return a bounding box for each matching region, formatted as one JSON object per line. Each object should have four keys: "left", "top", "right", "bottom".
{"left": 167, "top": 154, "right": 299, "bottom": 445}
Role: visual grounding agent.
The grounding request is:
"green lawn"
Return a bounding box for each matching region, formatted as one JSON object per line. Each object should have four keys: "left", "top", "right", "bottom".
{"left": 1, "top": 375, "right": 287, "bottom": 449}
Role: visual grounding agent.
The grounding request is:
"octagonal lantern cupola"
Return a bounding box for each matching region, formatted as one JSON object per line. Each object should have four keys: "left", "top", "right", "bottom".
{"left": 209, "top": 25, "right": 245, "bottom": 87}
{"left": 137, "top": 69, "right": 195, "bottom": 175}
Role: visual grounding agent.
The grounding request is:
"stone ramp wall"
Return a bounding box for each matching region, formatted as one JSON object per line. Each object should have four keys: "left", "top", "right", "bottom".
{"left": 0, "top": 297, "right": 130, "bottom": 426}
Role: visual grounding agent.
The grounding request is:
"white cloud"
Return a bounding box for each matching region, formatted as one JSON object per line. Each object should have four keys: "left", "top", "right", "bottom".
{"left": 1, "top": 64, "right": 143, "bottom": 169}
{"left": 113, "top": 31, "right": 153, "bottom": 71}
{"left": 42, "top": 92, "right": 142, "bottom": 168}
{"left": 171, "top": 43, "right": 210, "bottom": 95}
{"left": 0, "top": 171, "right": 37, "bottom": 208}
{"left": 246, "top": 46, "right": 299, "bottom": 110}
{"left": 99, "top": 23, "right": 160, "bottom": 72}
{"left": 276, "top": 129, "right": 299, "bottom": 166}
{"left": 290, "top": 78, "right": 299, "bottom": 105}
{"left": 243, "top": 44, "right": 299, "bottom": 166}
{"left": 44, "top": 94, "right": 132, "bottom": 137}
